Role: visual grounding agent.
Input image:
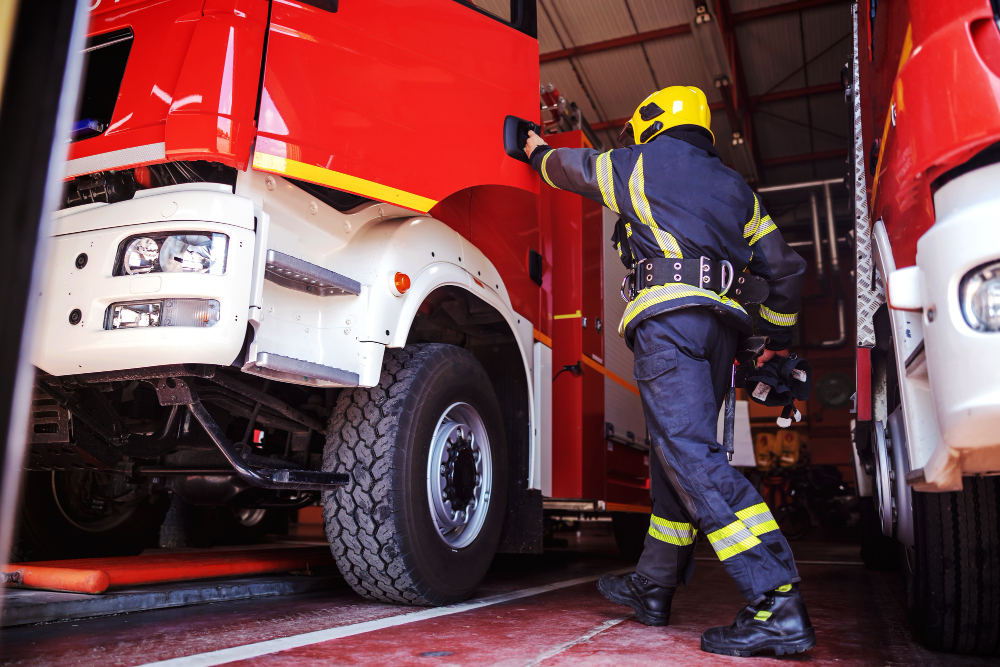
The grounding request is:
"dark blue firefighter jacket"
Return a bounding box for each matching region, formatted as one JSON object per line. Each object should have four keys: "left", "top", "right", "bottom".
{"left": 529, "top": 126, "right": 806, "bottom": 350}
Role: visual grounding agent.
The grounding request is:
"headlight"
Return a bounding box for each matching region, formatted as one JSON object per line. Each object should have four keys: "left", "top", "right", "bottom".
{"left": 106, "top": 299, "right": 220, "bottom": 330}
{"left": 117, "top": 232, "right": 228, "bottom": 276}
{"left": 122, "top": 237, "right": 159, "bottom": 274}
{"left": 960, "top": 260, "right": 1000, "bottom": 332}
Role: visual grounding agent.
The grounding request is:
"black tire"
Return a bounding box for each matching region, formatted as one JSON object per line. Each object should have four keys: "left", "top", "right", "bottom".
{"left": 322, "top": 344, "right": 508, "bottom": 605}
{"left": 858, "top": 496, "right": 899, "bottom": 571}
{"left": 908, "top": 477, "right": 1000, "bottom": 655}
{"left": 611, "top": 512, "right": 649, "bottom": 562}
{"left": 11, "top": 471, "right": 169, "bottom": 562}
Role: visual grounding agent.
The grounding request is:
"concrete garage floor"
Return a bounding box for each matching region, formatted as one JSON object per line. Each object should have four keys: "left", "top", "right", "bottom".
{"left": 0, "top": 525, "right": 993, "bottom": 666}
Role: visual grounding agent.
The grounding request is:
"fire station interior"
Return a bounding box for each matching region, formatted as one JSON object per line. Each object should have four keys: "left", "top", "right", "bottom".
{"left": 1, "top": 0, "right": 998, "bottom": 665}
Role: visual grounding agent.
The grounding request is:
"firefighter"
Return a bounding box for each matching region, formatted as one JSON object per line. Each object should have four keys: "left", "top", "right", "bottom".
{"left": 524, "top": 86, "right": 814, "bottom": 657}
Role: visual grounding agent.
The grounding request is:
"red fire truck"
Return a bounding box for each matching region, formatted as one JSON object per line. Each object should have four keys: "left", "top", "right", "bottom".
{"left": 17, "top": 0, "right": 652, "bottom": 606}
{"left": 852, "top": 0, "right": 1000, "bottom": 653}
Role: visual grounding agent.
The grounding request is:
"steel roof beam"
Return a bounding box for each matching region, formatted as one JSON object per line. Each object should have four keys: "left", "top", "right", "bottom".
{"left": 761, "top": 148, "right": 847, "bottom": 167}
{"left": 539, "top": 24, "right": 690, "bottom": 63}
{"left": 753, "top": 81, "right": 842, "bottom": 106}
{"left": 539, "top": 0, "right": 849, "bottom": 63}
{"left": 732, "top": 0, "right": 847, "bottom": 23}
{"left": 712, "top": 0, "right": 762, "bottom": 181}
{"left": 588, "top": 81, "right": 843, "bottom": 131}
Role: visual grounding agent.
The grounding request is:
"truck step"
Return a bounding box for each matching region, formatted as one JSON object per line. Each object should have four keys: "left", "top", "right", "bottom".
{"left": 255, "top": 351, "right": 360, "bottom": 387}
{"left": 264, "top": 250, "right": 361, "bottom": 297}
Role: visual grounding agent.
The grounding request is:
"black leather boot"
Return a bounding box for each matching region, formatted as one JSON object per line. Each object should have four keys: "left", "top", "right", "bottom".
{"left": 700, "top": 583, "right": 816, "bottom": 657}
{"left": 597, "top": 572, "right": 673, "bottom": 626}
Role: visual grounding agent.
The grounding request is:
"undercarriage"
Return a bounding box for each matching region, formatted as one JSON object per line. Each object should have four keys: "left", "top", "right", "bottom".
{"left": 26, "top": 364, "right": 346, "bottom": 537}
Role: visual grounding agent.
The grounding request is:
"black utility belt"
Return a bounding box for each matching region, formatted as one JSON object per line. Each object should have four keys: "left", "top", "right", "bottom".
{"left": 621, "top": 257, "right": 769, "bottom": 307}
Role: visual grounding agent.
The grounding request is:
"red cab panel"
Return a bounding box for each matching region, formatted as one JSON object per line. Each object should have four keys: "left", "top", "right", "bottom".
{"left": 70, "top": 0, "right": 267, "bottom": 174}
{"left": 547, "top": 132, "right": 606, "bottom": 500}
{"left": 864, "top": 0, "right": 1000, "bottom": 267}
{"left": 252, "top": 0, "right": 539, "bottom": 212}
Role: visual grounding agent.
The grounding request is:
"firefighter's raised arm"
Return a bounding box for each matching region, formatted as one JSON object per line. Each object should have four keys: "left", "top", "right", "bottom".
{"left": 745, "top": 195, "right": 807, "bottom": 356}
{"left": 523, "top": 131, "right": 610, "bottom": 207}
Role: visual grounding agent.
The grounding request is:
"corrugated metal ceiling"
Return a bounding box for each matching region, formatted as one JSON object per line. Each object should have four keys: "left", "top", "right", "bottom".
{"left": 533, "top": 0, "right": 854, "bottom": 189}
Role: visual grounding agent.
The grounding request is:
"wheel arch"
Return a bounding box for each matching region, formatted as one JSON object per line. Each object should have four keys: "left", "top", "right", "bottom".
{"left": 400, "top": 283, "right": 540, "bottom": 552}
{"left": 872, "top": 220, "right": 958, "bottom": 491}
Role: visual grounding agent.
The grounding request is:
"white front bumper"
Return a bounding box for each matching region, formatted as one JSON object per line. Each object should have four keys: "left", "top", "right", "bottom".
{"left": 886, "top": 162, "right": 1000, "bottom": 485}
{"left": 33, "top": 186, "right": 258, "bottom": 376}
{"left": 919, "top": 167, "right": 1000, "bottom": 458}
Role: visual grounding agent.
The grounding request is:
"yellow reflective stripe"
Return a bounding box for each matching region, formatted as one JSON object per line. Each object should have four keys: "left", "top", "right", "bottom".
{"left": 252, "top": 152, "right": 438, "bottom": 213}
{"left": 540, "top": 150, "right": 560, "bottom": 189}
{"left": 744, "top": 214, "right": 777, "bottom": 245}
{"left": 708, "top": 519, "right": 750, "bottom": 542}
{"left": 596, "top": 151, "right": 619, "bottom": 213}
{"left": 759, "top": 305, "right": 798, "bottom": 326}
{"left": 755, "top": 610, "right": 772, "bottom": 621}
{"left": 628, "top": 154, "right": 682, "bottom": 258}
{"left": 746, "top": 194, "right": 760, "bottom": 235}
{"left": 736, "top": 502, "right": 781, "bottom": 536}
{"left": 715, "top": 538, "right": 761, "bottom": 561}
{"left": 707, "top": 520, "right": 762, "bottom": 561}
{"left": 734, "top": 502, "right": 771, "bottom": 520}
{"left": 650, "top": 228, "right": 683, "bottom": 258}
{"left": 615, "top": 242, "right": 623, "bottom": 258}
{"left": 776, "top": 584, "right": 792, "bottom": 593}
{"left": 648, "top": 515, "right": 697, "bottom": 546}
{"left": 622, "top": 283, "right": 746, "bottom": 331}
{"left": 746, "top": 519, "right": 780, "bottom": 536}
{"left": 650, "top": 515, "right": 695, "bottom": 532}
{"left": 649, "top": 526, "right": 695, "bottom": 546}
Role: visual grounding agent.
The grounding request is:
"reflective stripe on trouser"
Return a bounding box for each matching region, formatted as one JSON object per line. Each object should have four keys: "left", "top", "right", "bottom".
{"left": 636, "top": 450, "right": 698, "bottom": 588}
{"left": 648, "top": 514, "right": 697, "bottom": 546}
{"left": 706, "top": 503, "right": 781, "bottom": 560}
{"left": 631, "top": 308, "right": 800, "bottom": 601}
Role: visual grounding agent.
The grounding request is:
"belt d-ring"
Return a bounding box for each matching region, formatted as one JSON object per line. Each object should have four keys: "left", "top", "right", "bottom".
{"left": 718, "top": 259, "right": 734, "bottom": 297}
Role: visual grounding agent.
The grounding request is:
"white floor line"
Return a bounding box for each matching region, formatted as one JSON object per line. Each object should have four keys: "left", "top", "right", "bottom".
{"left": 136, "top": 567, "right": 633, "bottom": 667}
{"left": 522, "top": 615, "right": 630, "bottom": 667}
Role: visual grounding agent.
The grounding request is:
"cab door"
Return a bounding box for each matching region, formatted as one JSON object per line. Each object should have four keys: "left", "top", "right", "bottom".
{"left": 253, "top": 0, "right": 539, "bottom": 213}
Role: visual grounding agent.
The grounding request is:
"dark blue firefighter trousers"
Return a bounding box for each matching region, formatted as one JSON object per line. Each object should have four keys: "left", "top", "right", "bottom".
{"left": 632, "top": 308, "right": 799, "bottom": 602}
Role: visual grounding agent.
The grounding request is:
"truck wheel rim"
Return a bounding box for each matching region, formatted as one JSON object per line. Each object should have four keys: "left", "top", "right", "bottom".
{"left": 873, "top": 420, "right": 894, "bottom": 537}
{"left": 51, "top": 471, "right": 140, "bottom": 533}
{"left": 426, "top": 402, "right": 492, "bottom": 549}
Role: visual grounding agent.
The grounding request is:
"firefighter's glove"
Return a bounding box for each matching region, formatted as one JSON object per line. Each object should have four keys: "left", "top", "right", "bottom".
{"left": 743, "top": 355, "right": 812, "bottom": 428}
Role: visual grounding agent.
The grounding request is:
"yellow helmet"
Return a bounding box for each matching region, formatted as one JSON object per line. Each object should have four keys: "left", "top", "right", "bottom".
{"left": 622, "top": 86, "right": 714, "bottom": 145}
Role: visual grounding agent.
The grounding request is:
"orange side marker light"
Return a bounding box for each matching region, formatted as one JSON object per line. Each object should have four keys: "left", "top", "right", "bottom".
{"left": 390, "top": 272, "right": 411, "bottom": 296}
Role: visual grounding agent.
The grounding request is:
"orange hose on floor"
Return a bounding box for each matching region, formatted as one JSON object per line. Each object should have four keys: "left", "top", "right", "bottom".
{"left": 4, "top": 565, "right": 112, "bottom": 594}
{"left": 3, "top": 546, "right": 333, "bottom": 594}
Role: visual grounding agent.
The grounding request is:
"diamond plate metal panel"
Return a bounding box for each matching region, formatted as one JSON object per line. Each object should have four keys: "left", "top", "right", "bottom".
{"left": 852, "top": 4, "right": 885, "bottom": 348}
